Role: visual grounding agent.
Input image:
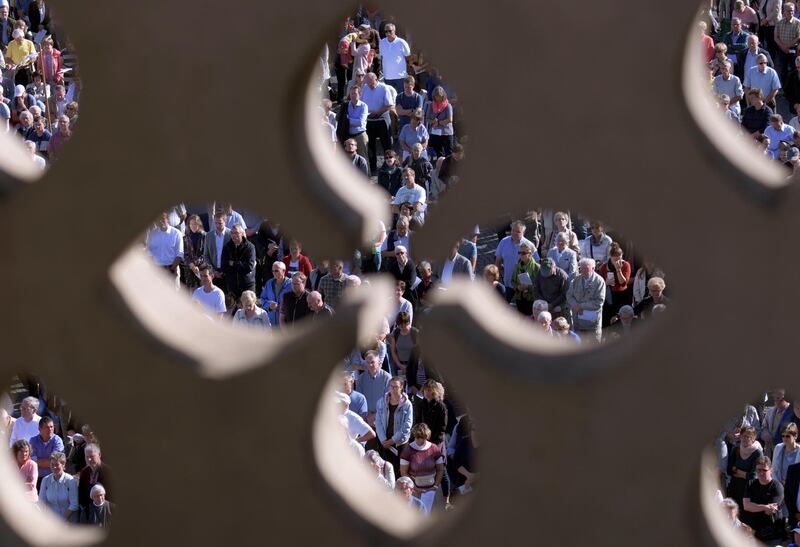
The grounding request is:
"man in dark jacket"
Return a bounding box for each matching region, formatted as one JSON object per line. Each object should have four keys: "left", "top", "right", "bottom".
{"left": 533, "top": 258, "right": 569, "bottom": 319}
{"left": 280, "top": 272, "right": 312, "bottom": 327}
{"left": 221, "top": 224, "right": 256, "bottom": 299}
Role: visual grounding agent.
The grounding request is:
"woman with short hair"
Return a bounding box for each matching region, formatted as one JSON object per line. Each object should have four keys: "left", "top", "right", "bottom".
{"left": 400, "top": 423, "right": 445, "bottom": 513}
{"left": 365, "top": 449, "right": 396, "bottom": 489}
{"left": 726, "top": 426, "right": 764, "bottom": 511}
{"left": 39, "top": 451, "right": 79, "bottom": 521}
{"left": 233, "top": 290, "right": 271, "bottom": 328}
{"left": 13, "top": 439, "right": 38, "bottom": 502}
{"left": 483, "top": 264, "right": 506, "bottom": 300}
{"left": 424, "top": 86, "right": 454, "bottom": 159}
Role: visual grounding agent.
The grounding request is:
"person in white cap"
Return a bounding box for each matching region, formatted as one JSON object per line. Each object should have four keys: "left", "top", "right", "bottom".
{"left": 336, "top": 391, "right": 375, "bottom": 447}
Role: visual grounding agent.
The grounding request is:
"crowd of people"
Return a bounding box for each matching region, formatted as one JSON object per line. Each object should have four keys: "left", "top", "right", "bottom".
{"left": 701, "top": 0, "right": 800, "bottom": 173}
{"left": 1, "top": 385, "right": 112, "bottom": 528}
{"left": 716, "top": 391, "right": 800, "bottom": 545}
{"left": 138, "top": 6, "right": 671, "bottom": 514}
{"left": 0, "top": 0, "right": 79, "bottom": 170}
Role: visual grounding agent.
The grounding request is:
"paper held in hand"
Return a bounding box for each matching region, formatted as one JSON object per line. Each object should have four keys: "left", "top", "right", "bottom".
{"left": 577, "top": 309, "right": 599, "bottom": 322}
{"left": 517, "top": 272, "right": 532, "bottom": 286}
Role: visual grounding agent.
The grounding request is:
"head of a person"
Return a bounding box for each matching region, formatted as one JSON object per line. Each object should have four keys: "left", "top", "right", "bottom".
{"left": 731, "top": 17, "right": 742, "bottom": 32}
{"left": 518, "top": 242, "right": 534, "bottom": 263}
{"left": 484, "top": 263, "right": 500, "bottom": 283}
{"left": 0, "top": 5, "right": 7, "bottom": 18}
{"left": 537, "top": 311, "right": 552, "bottom": 330}
{"left": 349, "top": 85, "right": 361, "bottom": 104}
{"left": 747, "top": 88, "right": 764, "bottom": 107}
{"left": 718, "top": 94, "right": 731, "bottom": 110}
{"left": 783, "top": 423, "right": 799, "bottom": 445}
{"left": 411, "top": 423, "right": 431, "bottom": 445}
{"left": 403, "top": 75, "right": 415, "bottom": 94}
{"left": 432, "top": 86, "right": 447, "bottom": 103}
{"left": 199, "top": 265, "right": 214, "bottom": 288}
{"left": 423, "top": 379, "right": 445, "bottom": 402}
{"left": 553, "top": 232, "right": 568, "bottom": 251}
{"left": 417, "top": 260, "right": 432, "bottom": 280}
{"left": 395, "top": 311, "right": 411, "bottom": 331}
{"left": 616, "top": 305, "right": 634, "bottom": 326}
{"left": 272, "top": 260, "right": 287, "bottom": 282}
{"left": 19, "top": 111, "right": 33, "bottom": 128}
{"left": 54, "top": 84, "right": 66, "bottom": 101}
{"left": 578, "top": 258, "right": 596, "bottom": 278}
{"left": 385, "top": 23, "right": 397, "bottom": 40}
{"left": 38, "top": 416, "right": 54, "bottom": 441}
{"left": 452, "top": 143, "right": 465, "bottom": 161}
{"left": 388, "top": 376, "right": 404, "bottom": 398}
{"left": 647, "top": 277, "right": 666, "bottom": 300}
{"left": 291, "top": 272, "right": 307, "bottom": 295}
{"left": 331, "top": 260, "right": 344, "bottom": 277}
{"left": 12, "top": 439, "right": 32, "bottom": 465}
{"left": 395, "top": 279, "right": 407, "bottom": 299}
{"left": 34, "top": 118, "right": 46, "bottom": 136}
{"left": 746, "top": 34, "right": 759, "bottom": 53}
{"left": 395, "top": 476, "right": 415, "bottom": 498}
{"left": 740, "top": 426, "right": 756, "bottom": 447}
{"left": 230, "top": 224, "right": 245, "bottom": 245}
{"left": 553, "top": 211, "right": 569, "bottom": 231}
{"left": 365, "top": 350, "right": 380, "bottom": 375}
{"left": 402, "top": 166, "right": 415, "bottom": 187}
{"left": 509, "top": 220, "right": 525, "bottom": 243}
{"left": 20, "top": 396, "right": 38, "bottom": 420}
{"left": 539, "top": 257, "right": 554, "bottom": 278}
{"left": 342, "top": 371, "right": 355, "bottom": 394}
{"left": 720, "top": 497, "right": 739, "bottom": 523}
{"left": 240, "top": 290, "right": 257, "bottom": 314}
{"left": 366, "top": 449, "right": 385, "bottom": 474}
{"left": 714, "top": 42, "right": 727, "bottom": 60}
{"left": 66, "top": 101, "right": 79, "bottom": 118}
{"left": 307, "top": 290, "right": 323, "bottom": 311}
{"left": 384, "top": 149, "right": 397, "bottom": 166}
{"left": 85, "top": 443, "right": 102, "bottom": 468}
{"left": 770, "top": 114, "right": 784, "bottom": 130}
{"left": 366, "top": 72, "right": 378, "bottom": 89}
{"left": 49, "top": 451, "right": 66, "bottom": 477}
{"left": 609, "top": 242, "right": 623, "bottom": 260}
{"left": 784, "top": 1, "right": 796, "bottom": 18}
{"left": 288, "top": 240, "right": 303, "bottom": 259}
{"left": 411, "top": 142, "right": 423, "bottom": 159}
{"left": 755, "top": 55, "right": 767, "bottom": 73}
{"left": 553, "top": 316, "right": 571, "bottom": 337}
{"left": 57, "top": 114, "right": 70, "bottom": 134}
{"left": 394, "top": 245, "right": 408, "bottom": 265}
{"left": 213, "top": 212, "right": 227, "bottom": 234}
{"left": 12, "top": 28, "right": 23, "bottom": 44}
{"left": 344, "top": 138, "right": 357, "bottom": 156}
{"left": 755, "top": 456, "right": 773, "bottom": 481}
{"left": 90, "top": 484, "right": 106, "bottom": 505}
{"left": 187, "top": 214, "right": 203, "bottom": 234}
{"left": 42, "top": 36, "right": 54, "bottom": 52}
{"left": 590, "top": 221, "right": 605, "bottom": 239}
{"left": 532, "top": 300, "right": 549, "bottom": 320}
{"left": 396, "top": 217, "right": 410, "bottom": 237}
{"left": 155, "top": 211, "right": 170, "bottom": 231}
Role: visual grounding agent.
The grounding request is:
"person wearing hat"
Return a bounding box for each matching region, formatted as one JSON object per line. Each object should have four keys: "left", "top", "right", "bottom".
{"left": 6, "top": 26, "right": 36, "bottom": 85}
{"left": 336, "top": 391, "right": 376, "bottom": 447}
{"left": 0, "top": 1, "right": 17, "bottom": 47}
{"left": 532, "top": 257, "right": 569, "bottom": 322}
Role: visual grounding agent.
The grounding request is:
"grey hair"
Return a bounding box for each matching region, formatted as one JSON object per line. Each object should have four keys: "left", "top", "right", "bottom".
{"left": 240, "top": 290, "right": 257, "bottom": 306}
{"left": 518, "top": 242, "right": 533, "bottom": 253}
{"left": 85, "top": 443, "right": 101, "bottom": 457}
{"left": 756, "top": 54, "right": 767, "bottom": 63}
{"left": 365, "top": 449, "right": 383, "bottom": 465}
{"left": 90, "top": 484, "right": 106, "bottom": 498}
{"left": 619, "top": 305, "right": 635, "bottom": 317}
{"left": 722, "top": 60, "right": 732, "bottom": 69}
{"left": 395, "top": 476, "right": 415, "bottom": 489}
{"left": 394, "top": 244, "right": 407, "bottom": 255}
{"left": 720, "top": 497, "right": 738, "bottom": 515}
{"left": 396, "top": 217, "right": 409, "bottom": 228}
{"left": 22, "top": 396, "right": 39, "bottom": 410}
{"left": 412, "top": 142, "right": 423, "bottom": 150}
{"left": 308, "top": 290, "right": 322, "bottom": 302}
{"left": 537, "top": 311, "right": 552, "bottom": 322}
{"left": 532, "top": 300, "right": 549, "bottom": 313}
{"left": 556, "top": 232, "right": 568, "bottom": 243}
{"left": 418, "top": 260, "right": 431, "bottom": 271}
{"left": 578, "top": 257, "right": 596, "bottom": 270}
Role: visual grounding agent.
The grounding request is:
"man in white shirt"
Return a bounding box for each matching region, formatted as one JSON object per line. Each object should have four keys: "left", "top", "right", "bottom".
{"left": 392, "top": 168, "right": 426, "bottom": 226}
{"left": 361, "top": 72, "right": 394, "bottom": 174}
{"left": 191, "top": 266, "right": 227, "bottom": 319}
{"left": 146, "top": 212, "right": 184, "bottom": 288}
{"left": 336, "top": 392, "right": 375, "bottom": 446}
{"left": 8, "top": 396, "right": 40, "bottom": 447}
{"left": 203, "top": 212, "right": 231, "bottom": 289}
{"left": 379, "top": 23, "right": 411, "bottom": 94}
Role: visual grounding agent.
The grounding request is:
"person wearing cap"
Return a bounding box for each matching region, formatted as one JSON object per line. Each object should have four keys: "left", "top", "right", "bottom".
{"left": 6, "top": 27, "right": 36, "bottom": 85}
{"left": 533, "top": 257, "right": 569, "bottom": 320}
{"left": 336, "top": 391, "right": 376, "bottom": 447}
{"left": 566, "top": 258, "right": 606, "bottom": 342}
{"left": 0, "top": 2, "right": 17, "bottom": 47}
{"left": 10, "top": 82, "right": 34, "bottom": 124}
{"left": 362, "top": 72, "right": 394, "bottom": 174}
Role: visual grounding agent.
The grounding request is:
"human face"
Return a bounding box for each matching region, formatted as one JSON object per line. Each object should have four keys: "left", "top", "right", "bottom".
{"left": 650, "top": 286, "right": 663, "bottom": 300}
{"left": 403, "top": 170, "right": 415, "bottom": 187}
{"left": 741, "top": 433, "right": 755, "bottom": 448}
{"left": 157, "top": 213, "right": 169, "bottom": 231}
{"left": 189, "top": 217, "right": 200, "bottom": 233}
{"left": 345, "top": 140, "right": 357, "bottom": 155}
{"left": 731, "top": 20, "right": 741, "bottom": 32}
{"left": 20, "top": 401, "right": 35, "bottom": 420}
{"left": 590, "top": 225, "right": 603, "bottom": 239}
{"left": 39, "top": 420, "right": 54, "bottom": 441}
{"left": 748, "top": 37, "right": 758, "bottom": 52}
{"left": 55, "top": 87, "right": 65, "bottom": 100}
{"left": 16, "top": 447, "right": 30, "bottom": 465}
{"left": 403, "top": 79, "right": 414, "bottom": 94}
{"left": 398, "top": 482, "right": 413, "bottom": 499}
{"left": 578, "top": 262, "right": 593, "bottom": 278}
{"left": 518, "top": 248, "right": 532, "bottom": 263}
{"left": 51, "top": 458, "right": 64, "bottom": 477}
{"left": 290, "top": 242, "right": 300, "bottom": 257}
{"left": 411, "top": 145, "right": 422, "bottom": 159}
{"left": 757, "top": 59, "right": 767, "bottom": 73}
{"left": 386, "top": 26, "right": 396, "bottom": 41}
{"left": 214, "top": 216, "right": 226, "bottom": 233}
{"left": 272, "top": 265, "right": 285, "bottom": 282}
{"left": 384, "top": 154, "right": 396, "bottom": 167}
{"left": 291, "top": 276, "right": 305, "bottom": 295}
{"left": 85, "top": 448, "right": 101, "bottom": 468}
{"left": 785, "top": 4, "right": 795, "bottom": 18}
{"left": 395, "top": 284, "right": 405, "bottom": 298}
{"left": 555, "top": 215, "right": 567, "bottom": 231}
{"left": 511, "top": 224, "right": 525, "bottom": 243}
{"left": 58, "top": 117, "right": 69, "bottom": 132}
{"left": 389, "top": 380, "right": 403, "bottom": 397}
{"left": 538, "top": 315, "right": 551, "bottom": 330}
{"left": 397, "top": 222, "right": 409, "bottom": 236}
{"left": 331, "top": 262, "right": 343, "bottom": 277}
{"left": 366, "top": 356, "right": 380, "bottom": 375}
{"left": 342, "top": 376, "right": 354, "bottom": 394}
{"left": 783, "top": 432, "right": 798, "bottom": 447}
{"left": 0, "top": 6, "right": 7, "bottom": 18}
{"left": 366, "top": 74, "right": 378, "bottom": 89}
{"left": 755, "top": 464, "right": 772, "bottom": 481}
{"left": 200, "top": 270, "right": 213, "bottom": 288}
{"left": 91, "top": 489, "right": 106, "bottom": 505}
{"left": 350, "top": 87, "right": 361, "bottom": 104}
{"left": 243, "top": 299, "right": 256, "bottom": 315}
{"left": 34, "top": 121, "right": 45, "bottom": 136}
{"left": 231, "top": 227, "right": 244, "bottom": 245}
{"left": 620, "top": 312, "right": 633, "bottom": 326}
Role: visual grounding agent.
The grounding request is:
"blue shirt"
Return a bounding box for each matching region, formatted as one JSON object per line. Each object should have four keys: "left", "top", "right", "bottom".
{"left": 226, "top": 210, "right": 247, "bottom": 231}
{"left": 348, "top": 390, "right": 369, "bottom": 419}
{"left": 347, "top": 100, "right": 368, "bottom": 133}
{"left": 495, "top": 236, "right": 536, "bottom": 286}
{"left": 744, "top": 66, "right": 781, "bottom": 98}
{"left": 259, "top": 277, "right": 292, "bottom": 326}
{"left": 398, "top": 123, "right": 429, "bottom": 157}
{"left": 29, "top": 434, "right": 64, "bottom": 479}
{"left": 396, "top": 91, "right": 424, "bottom": 129}
{"left": 360, "top": 83, "right": 393, "bottom": 123}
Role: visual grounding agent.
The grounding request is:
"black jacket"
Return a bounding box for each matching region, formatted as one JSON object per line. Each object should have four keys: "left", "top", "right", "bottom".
{"left": 221, "top": 239, "right": 256, "bottom": 297}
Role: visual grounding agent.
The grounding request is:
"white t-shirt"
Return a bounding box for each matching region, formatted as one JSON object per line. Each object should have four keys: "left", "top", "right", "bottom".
{"left": 393, "top": 184, "right": 426, "bottom": 207}
{"left": 380, "top": 37, "right": 411, "bottom": 80}
{"left": 344, "top": 410, "right": 372, "bottom": 445}
{"left": 9, "top": 414, "right": 40, "bottom": 447}
{"left": 192, "top": 286, "right": 226, "bottom": 316}
{"left": 146, "top": 226, "right": 184, "bottom": 266}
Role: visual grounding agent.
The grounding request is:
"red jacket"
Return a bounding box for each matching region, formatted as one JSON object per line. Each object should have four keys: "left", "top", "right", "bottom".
{"left": 282, "top": 254, "right": 313, "bottom": 277}
{"left": 598, "top": 260, "right": 631, "bottom": 293}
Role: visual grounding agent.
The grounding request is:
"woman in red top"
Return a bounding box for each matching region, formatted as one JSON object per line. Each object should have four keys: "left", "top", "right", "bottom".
{"left": 37, "top": 36, "right": 64, "bottom": 84}
{"left": 282, "top": 240, "right": 313, "bottom": 277}
{"left": 598, "top": 242, "right": 632, "bottom": 327}
{"left": 400, "top": 423, "right": 444, "bottom": 513}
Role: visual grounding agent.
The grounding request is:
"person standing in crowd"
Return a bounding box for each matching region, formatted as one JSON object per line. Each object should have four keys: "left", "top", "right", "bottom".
{"left": 495, "top": 220, "right": 537, "bottom": 296}
{"left": 379, "top": 23, "right": 411, "bottom": 94}
{"left": 282, "top": 240, "right": 313, "bottom": 277}
{"left": 191, "top": 266, "right": 227, "bottom": 319}
{"left": 376, "top": 376, "right": 413, "bottom": 474}
{"left": 597, "top": 243, "right": 632, "bottom": 327}
{"left": 400, "top": 423, "right": 444, "bottom": 513}
{"left": 395, "top": 75, "right": 424, "bottom": 135}
{"left": 29, "top": 416, "right": 63, "bottom": 485}
{"left": 203, "top": 212, "right": 231, "bottom": 289}
{"left": 9, "top": 396, "right": 40, "bottom": 447}
{"left": 307, "top": 291, "right": 335, "bottom": 320}
{"left": 762, "top": 390, "right": 793, "bottom": 455}
{"left": 78, "top": 444, "right": 110, "bottom": 515}
{"left": 39, "top": 451, "right": 78, "bottom": 522}
{"left": 742, "top": 456, "right": 784, "bottom": 541}
{"left": 181, "top": 214, "right": 206, "bottom": 289}
{"left": 728, "top": 426, "right": 764, "bottom": 513}
{"left": 343, "top": 136, "right": 369, "bottom": 177}
{"left": 533, "top": 257, "right": 569, "bottom": 321}
{"left": 357, "top": 351, "right": 392, "bottom": 431}
{"left": 233, "top": 290, "right": 271, "bottom": 328}
{"left": 340, "top": 86, "right": 370, "bottom": 166}
{"left": 318, "top": 260, "right": 349, "bottom": 310}
{"left": 221, "top": 224, "right": 256, "bottom": 300}
{"left": 425, "top": 86, "right": 454, "bottom": 159}
{"left": 511, "top": 242, "right": 540, "bottom": 317}
{"left": 394, "top": 476, "right": 427, "bottom": 513}
{"left": 635, "top": 277, "right": 668, "bottom": 319}
{"left": 80, "top": 484, "right": 112, "bottom": 528}
{"left": 392, "top": 167, "right": 427, "bottom": 228}
{"left": 280, "top": 272, "right": 312, "bottom": 327}
{"left": 774, "top": 2, "right": 800, "bottom": 84}
{"left": 13, "top": 439, "right": 37, "bottom": 502}
{"left": 146, "top": 212, "right": 184, "bottom": 289}
{"left": 566, "top": 258, "right": 606, "bottom": 342}
{"left": 744, "top": 54, "right": 782, "bottom": 110}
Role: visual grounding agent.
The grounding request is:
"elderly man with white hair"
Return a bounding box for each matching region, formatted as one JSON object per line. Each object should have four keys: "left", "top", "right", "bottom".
{"left": 744, "top": 53, "right": 782, "bottom": 108}
{"left": 395, "top": 476, "right": 427, "bottom": 513}
{"left": 80, "top": 483, "right": 112, "bottom": 527}
{"left": 566, "top": 258, "right": 606, "bottom": 342}
{"left": 307, "top": 290, "right": 334, "bottom": 319}
{"left": 8, "top": 396, "right": 40, "bottom": 446}
{"left": 78, "top": 443, "right": 111, "bottom": 514}
{"left": 603, "top": 305, "right": 637, "bottom": 341}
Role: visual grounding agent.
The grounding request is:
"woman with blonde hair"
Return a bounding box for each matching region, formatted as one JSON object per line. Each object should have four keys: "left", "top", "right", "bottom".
{"left": 233, "top": 290, "right": 271, "bottom": 328}
{"left": 400, "top": 423, "right": 445, "bottom": 513}
{"left": 414, "top": 379, "right": 451, "bottom": 507}
{"left": 425, "top": 86, "right": 454, "bottom": 159}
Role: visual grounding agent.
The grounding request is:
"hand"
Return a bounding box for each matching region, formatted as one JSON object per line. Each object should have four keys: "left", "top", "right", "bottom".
{"left": 572, "top": 305, "right": 582, "bottom": 314}
{"left": 367, "top": 413, "right": 376, "bottom": 427}
{"left": 268, "top": 301, "right": 278, "bottom": 311}
{"left": 381, "top": 439, "right": 393, "bottom": 449}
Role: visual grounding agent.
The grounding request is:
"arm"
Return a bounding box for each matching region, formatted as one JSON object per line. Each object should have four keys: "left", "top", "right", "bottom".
{"left": 375, "top": 401, "right": 386, "bottom": 442}
{"left": 66, "top": 478, "right": 78, "bottom": 520}
{"left": 400, "top": 463, "right": 410, "bottom": 477}
{"left": 392, "top": 403, "right": 413, "bottom": 445}
{"left": 433, "top": 462, "right": 444, "bottom": 489}
{"left": 388, "top": 334, "right": 404, "bottom": 372}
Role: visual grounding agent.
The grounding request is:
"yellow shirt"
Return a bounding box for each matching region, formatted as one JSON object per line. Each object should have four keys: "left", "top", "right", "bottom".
{"left": 7, "top": 39, "right": 36, "bottom": 66}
